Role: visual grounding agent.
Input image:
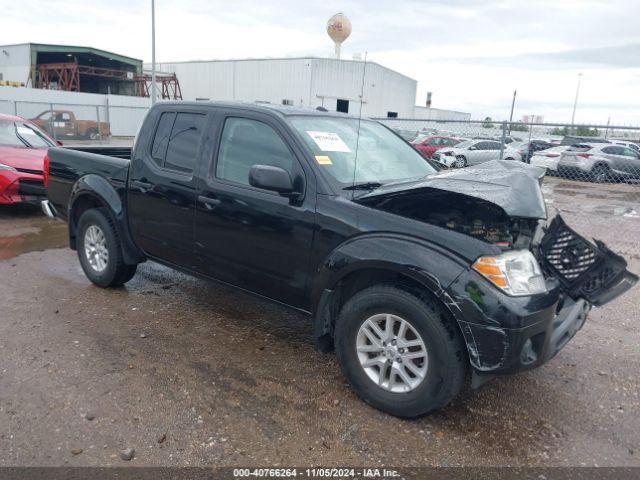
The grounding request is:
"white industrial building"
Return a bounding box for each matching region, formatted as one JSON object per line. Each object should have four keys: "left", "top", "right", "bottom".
{"left": 151, "top": 57, "right": 468, "bottom": 120}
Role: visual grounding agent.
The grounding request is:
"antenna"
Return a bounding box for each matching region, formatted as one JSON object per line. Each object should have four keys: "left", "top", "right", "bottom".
{"left": 350, "top": 51, "right": 367, "bottom": 198}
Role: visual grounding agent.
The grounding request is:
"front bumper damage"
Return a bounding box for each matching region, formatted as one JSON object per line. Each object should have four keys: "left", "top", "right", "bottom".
{"left": 444, "top": 215, "right": 637, "bottom": 379}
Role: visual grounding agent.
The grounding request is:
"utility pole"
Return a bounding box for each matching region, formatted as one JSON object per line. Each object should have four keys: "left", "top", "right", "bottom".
{"left": 508, "top": 89, "right": 517, "bottom": 134}
{"left": 151, "top": 0, "right": 157, "bottom": 105}
{"left": 570, "top": 73, "right": 582, "bottom": 128}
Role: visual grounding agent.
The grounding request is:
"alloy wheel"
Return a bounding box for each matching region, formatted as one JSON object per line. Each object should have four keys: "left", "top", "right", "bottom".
{"left": 84, "top": 225, "right": 109, "bottom": 272}
{"left": 355, "top": 313, "right": 428, "bottom": 393}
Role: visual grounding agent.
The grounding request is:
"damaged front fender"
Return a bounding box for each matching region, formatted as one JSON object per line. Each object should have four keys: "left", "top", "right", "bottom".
{"left": 444, "top": 268, "right": 562, "bottom": 373}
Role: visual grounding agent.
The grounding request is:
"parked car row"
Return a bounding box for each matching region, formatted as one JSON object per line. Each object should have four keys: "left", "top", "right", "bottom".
{"left": 430, "top": 139, "right": 523, "bottom": 168}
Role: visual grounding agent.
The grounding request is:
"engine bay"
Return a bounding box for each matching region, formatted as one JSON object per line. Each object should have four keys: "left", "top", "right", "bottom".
{"left": 358, "top": 189, "right": 538, "bottom": 249}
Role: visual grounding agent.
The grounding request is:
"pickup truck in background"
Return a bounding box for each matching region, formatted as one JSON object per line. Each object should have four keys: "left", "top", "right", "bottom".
{"left": 31, "top": 109, "right": 111, "bottom": 140}
{"left": 42, "top": 102, "right": 637, "bottom": 417}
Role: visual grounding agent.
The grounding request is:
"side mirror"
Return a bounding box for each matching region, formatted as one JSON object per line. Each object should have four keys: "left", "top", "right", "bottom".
{"left": 249, "top": 165, "right": 296, "bottom": 196}
{"left": 469, "top": 146, "right": 476, "bottom": 150}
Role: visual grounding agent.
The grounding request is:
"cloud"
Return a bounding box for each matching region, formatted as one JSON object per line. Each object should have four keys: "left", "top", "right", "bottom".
{"left": 452, "top": 43, "right": 640, "bottom": 70}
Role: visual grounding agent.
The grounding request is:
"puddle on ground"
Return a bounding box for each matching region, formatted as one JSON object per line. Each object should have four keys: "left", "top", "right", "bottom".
{"left": 0, "top": 218, "right": 68, "bottom": 261}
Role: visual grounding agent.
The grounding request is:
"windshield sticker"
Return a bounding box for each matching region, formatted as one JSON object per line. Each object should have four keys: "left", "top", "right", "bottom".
{"left": 306, "top": 131, "right": 351, "bottom": 153}
{"left": 315, "top": 155, "right": 333, "bottom": 165}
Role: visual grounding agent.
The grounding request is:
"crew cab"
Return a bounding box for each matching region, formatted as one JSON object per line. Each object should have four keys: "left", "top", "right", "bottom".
{"left": 42, "top": 102, "right": 637, "bottom": 418}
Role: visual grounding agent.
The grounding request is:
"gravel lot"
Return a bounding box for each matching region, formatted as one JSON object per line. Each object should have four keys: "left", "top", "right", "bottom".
{"left": 0, "top": 178, "right": 638, "bottom": 467}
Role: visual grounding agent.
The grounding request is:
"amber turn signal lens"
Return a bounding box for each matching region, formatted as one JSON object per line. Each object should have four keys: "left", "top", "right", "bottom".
{"left": 472, "top": 257, "right": 508, "bottom": 289}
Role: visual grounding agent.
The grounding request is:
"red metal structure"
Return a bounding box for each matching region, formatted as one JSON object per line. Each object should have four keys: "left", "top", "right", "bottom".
{"left": 36, "top": 61, "right": 182, "bottom": 100}
{"left": 36, "top": 62, "right": 81, "bottom": 91}
{"left": 134, "top": 74, "right": 182, "bottom": 100}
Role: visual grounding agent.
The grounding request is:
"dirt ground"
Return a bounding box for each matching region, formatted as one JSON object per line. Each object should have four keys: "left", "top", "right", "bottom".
{"left": 0, "top": 179, "right": 639, "bottom": 467}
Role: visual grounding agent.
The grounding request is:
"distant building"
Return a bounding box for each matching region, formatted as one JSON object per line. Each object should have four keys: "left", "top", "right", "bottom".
{"left": 413, "top": 106, "right": 471, "bottom": 121}
{"left": 522, "top": 114, "right": 544, "bottom": 124}
{"left": 0, "top": 43, "right": 142, "bottom": 95}
{"left": 150, "top": 57, "right": 470, "bottom": 120}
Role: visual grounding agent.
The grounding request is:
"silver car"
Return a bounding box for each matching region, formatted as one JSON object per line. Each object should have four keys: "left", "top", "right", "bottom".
{"left": 558, "top": 143, "right": 640, "bottom": 182}
{"left": 432, "top": 139, "right": 522, "bottom": 168}
{"left": 530, "top": 145, "right": 571, "bottom": 173}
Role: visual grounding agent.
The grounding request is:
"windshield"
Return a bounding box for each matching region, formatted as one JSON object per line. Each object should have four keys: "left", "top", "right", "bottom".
{"left": 289, "top": 117, "right": 437, "bottom": 187}
{"left": 0, "top": 120, "right": 55, "bottom": 148}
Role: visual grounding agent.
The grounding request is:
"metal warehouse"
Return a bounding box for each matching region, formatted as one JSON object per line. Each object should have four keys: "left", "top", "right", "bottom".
{"left": 151, "top": 57, "right": 418, "bottom": 118}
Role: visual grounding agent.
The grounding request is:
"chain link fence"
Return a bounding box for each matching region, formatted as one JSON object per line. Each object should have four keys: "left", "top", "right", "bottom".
{"left": 1, "top": 99, "right": 148, "bottom": 145}
{"left": 377, "top": 118, "right": 640, "bottom": 259}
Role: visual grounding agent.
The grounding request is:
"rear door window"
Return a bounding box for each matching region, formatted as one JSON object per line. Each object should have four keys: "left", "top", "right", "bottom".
{"left": 150, "top": 111, "right": 206, "bottom": 174}
{"left": 164, "top": 113, "right": 207, "bottom": 174}
{"left": 151, "top": 112, "right": 176, "bottom": 165}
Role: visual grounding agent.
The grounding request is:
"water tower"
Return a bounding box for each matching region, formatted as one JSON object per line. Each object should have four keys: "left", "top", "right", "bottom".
{"left": 327, "top": 13, "right": 351, "bottom": 59}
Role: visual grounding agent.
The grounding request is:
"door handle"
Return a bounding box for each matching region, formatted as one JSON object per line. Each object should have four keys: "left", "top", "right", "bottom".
{"left": 198, "top": 195, "right": 221, "bottom": 210}
{"left": 132, "top": 180, "right": 153, "bottom": 191}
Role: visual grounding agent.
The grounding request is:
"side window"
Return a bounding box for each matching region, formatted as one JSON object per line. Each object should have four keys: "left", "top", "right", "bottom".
{"left": 151, "top": 112, "right": 176, "bottom": 165}
{"left": 602, "top": 146, "right": 618, "bottom": 155}
{"left": 164, "top": 113, "right": 206, "bottom": 174}
{"left": 216, "top": 117, "right": 295, "bottom": 187}
{"left": 621, "top": 147, "right": 637, "bottom": 158}
{"left": 488, "top": 141, "right": 501, "bottom": 150}
{"left": 474, "top": 142, "right": 487, "bottom": 150}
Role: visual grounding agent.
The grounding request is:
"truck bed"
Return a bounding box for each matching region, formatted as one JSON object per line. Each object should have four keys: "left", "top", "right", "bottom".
{"left": 47, "top": 147, "right": 131, "bottom": 221}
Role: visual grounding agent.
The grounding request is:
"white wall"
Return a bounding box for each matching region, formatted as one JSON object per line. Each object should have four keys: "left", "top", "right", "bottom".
{"left": 0, "top": 86, "right": 151, "bottom": 136}
{"left": 0, "top": 44, "right": 31, "bottom": 85}
{"left": 412, "top": 106, "right": 471, "bottom": 121}
{"left": 152, "top": 57, "right": 417, "bottom": 118}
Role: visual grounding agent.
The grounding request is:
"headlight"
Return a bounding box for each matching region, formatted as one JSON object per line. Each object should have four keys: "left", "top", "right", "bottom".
{"left": 472, "top": 250, "right": 546, "bottom": 296}
{"left": 0, "top": 163, "right": 17, "bottom": 172}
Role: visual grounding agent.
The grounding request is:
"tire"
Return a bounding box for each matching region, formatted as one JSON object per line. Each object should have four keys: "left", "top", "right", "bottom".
{"left": 86, "top": 129, "right": 99, "bottom": 140}
{"left": 334, "top": 285, "right": 467, "bottom": 418}
{"left": 76, "top": 208, "right": 137, "bottom": 287}
{"left": 454, "top": 155, "right": 467, "bottom": 168}
{"left": 591, "top": 164, "right": 610, "bottom": 183}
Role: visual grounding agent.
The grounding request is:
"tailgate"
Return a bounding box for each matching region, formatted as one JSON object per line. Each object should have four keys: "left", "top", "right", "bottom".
{"left": 539, "top": 215, "right": 638, "bottom": 306}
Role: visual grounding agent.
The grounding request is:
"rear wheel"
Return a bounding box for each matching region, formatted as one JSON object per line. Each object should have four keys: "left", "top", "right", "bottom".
{"left": 335, "top": 285, "right": 467, "bottom": 418}
{"left": 77, "top": 208, "right": 137, "bottom": 287}
{"left": 86, "top": 128, "right": 99, "bottom": 140}
{"left": 591, "top": 164, "right": 611, "bottom": 183}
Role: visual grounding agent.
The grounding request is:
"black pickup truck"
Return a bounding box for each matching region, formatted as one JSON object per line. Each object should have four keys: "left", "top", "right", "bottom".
{"left": 43, "top": 102, "right": 637, "bottom": 417}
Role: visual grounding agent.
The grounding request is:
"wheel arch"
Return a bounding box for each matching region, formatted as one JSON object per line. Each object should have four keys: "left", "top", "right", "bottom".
{"left": 311, "top": 235, "right": 469, "bottom": 354}
{"left": 68, "top": 175, "right": 143, "bottom": 265}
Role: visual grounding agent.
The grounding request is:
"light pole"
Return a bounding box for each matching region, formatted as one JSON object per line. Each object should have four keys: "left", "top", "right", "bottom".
{"left": 508, "top": 89, "right": 517, "bottom": 135}
{"left": 151, "top": 0, "right": 157, "bottom": 105}
{"left": 570, "top": 73, "right": 582, "bottom": 127}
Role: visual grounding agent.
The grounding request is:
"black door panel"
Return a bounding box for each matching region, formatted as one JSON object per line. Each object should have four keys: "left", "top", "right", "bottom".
{"left": 128, "top": 108, "right": 208, "bottom": 267}
{"left": 194, "top": 111, "right": 316, "bottom": 308}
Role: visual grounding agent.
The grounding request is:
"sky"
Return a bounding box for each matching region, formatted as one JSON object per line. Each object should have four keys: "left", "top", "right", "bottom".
{"left": 3, "top": 0, "right": 640, "bottom": 124}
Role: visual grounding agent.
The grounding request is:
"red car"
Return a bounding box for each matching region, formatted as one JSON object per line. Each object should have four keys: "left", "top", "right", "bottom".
{"left": 412, "top": 135, "right": 462, "bottom": 158}
{"left": 0, "top": 113, "right": 57, "bottom": 205}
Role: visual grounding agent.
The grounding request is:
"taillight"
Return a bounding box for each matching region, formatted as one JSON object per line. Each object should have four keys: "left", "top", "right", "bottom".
{"left": 577, "top": 153, "right": 592, "bottom": 158}
{"left": 43, "top": 154, "right": 50, "bottom": 187}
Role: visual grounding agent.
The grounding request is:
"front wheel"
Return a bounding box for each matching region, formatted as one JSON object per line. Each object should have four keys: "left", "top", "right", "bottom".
{"left": 454, "top": 155, "right": 467, "bottom": 168}
{"left": 77, "top": 208, "right": 137, "bottom": 287}
{"left": 335, "top": 285, "right": 467, "bottom": 418}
